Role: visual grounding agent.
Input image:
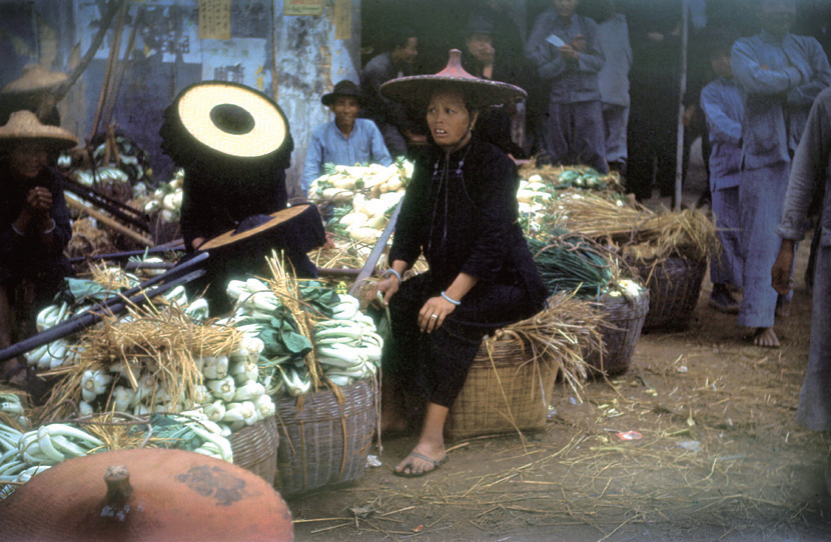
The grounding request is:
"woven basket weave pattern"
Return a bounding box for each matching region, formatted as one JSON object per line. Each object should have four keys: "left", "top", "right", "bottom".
{"left": 585, "top": 291, "right": 649, "bottom": 377}
{"left": 446, "top": 339, "right": 560, "bottom": 439}
{"left": 275, "top": 379, "right": 376, "bottom": 495}
{"left": 632, "top": 257, "right": 707, "bottom": 330}
{"left": 228, "top": 416, "right": 279, "bottom": 485}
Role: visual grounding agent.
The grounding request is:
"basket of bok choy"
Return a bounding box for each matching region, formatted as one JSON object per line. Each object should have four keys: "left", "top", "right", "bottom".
{"left": 228, "top": 255, "right": 379, "bottom": 495}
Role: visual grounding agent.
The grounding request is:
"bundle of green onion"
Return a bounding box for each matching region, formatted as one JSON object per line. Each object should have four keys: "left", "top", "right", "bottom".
{"left": 528, "top": 230, "right": 616, "bottom": 299}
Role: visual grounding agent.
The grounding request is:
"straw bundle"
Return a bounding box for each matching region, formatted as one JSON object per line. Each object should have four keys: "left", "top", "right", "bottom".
{"left": 41, "top": 302, "right": 241, "bottom": 422}
{"left": 548, "top": 191, "right": 716, "bottom": 261}
{"left": 494, "top": 290, "right": 604, "bottom": 395}
{"left": 66, "top": 218, "right": 116, "bottom": 259}
{"left": 264, "top": 252, "right": 326, "bottom": 392}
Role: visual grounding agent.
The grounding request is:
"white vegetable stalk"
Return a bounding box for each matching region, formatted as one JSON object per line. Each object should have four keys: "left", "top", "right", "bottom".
{"left": 207, "top": 376, "right": 236, "bottom": 402}
{"left": 81, "top": 370, "right": 113, "bottom": 403}
{"left": 112, "top": 386, "right": 137, "bottom": 412}
{"left": 202, "top": 355, "right": 229, "bottom": 380}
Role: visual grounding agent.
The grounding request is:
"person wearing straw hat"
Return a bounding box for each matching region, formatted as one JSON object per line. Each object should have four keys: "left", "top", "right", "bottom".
{"left": 301, "top": 80, "right": 392, "bottom": 195}
{"left": 160, "top": 81, "right": 325, "bottom": 315}
{"left": 369, "top": 50, "right": 548, "bottom": 477}
{"left": 0, "top": 110, "right": 76, "bottom": 386}
{"left": 0, "top": 64, "right": 67, "bottom": 127}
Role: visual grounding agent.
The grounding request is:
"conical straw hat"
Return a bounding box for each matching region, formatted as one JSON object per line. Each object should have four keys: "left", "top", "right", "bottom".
{"left": 0, "top": 110, "right": 77, "bottom": 151}
{"left": 380, "top": 49, "right": 526, "bottom": 108}
{"left": 198, "top": 204, "right": 310, "bottom": 251}
{"left": 2, "top": 64, "right": 67, "bottom": 94}
{"left": 170, "top": 81, "right": 289, "bottom": 159}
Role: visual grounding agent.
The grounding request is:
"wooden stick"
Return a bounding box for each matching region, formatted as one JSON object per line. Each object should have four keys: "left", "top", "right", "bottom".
{"left": 348, "top": 200, "right": 402, "bottom": 296}
{"left": 90, "top": 0, "right": 128, "bottom": 141}
{"left": 101, "top": 6, "right": 142, "bottom": 132}
{"left": 66, "top": 195, "right": 154, "bottom": 246}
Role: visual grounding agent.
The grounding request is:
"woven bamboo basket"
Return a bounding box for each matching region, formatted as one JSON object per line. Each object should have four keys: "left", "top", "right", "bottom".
{"left": 275, "top": 379, "right": 376, "bottom": 496}
{"left": 445, "top": 338, "right": 560, "bottom": 439}
{"left": 585, "top": 290, "right": 649, "bottom": 377}
{"left": 631, "top": 256, "right": 707, "bottom": 330}
{"left": 228, "top": 416, "right": 279, "bottom": 485}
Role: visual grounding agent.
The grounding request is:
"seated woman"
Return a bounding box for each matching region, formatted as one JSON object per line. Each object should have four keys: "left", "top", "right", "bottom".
{"left": 0, "top": 111, "right": 76, "bottom": 385}
{"left": 370, "top": 51, "right": 548, "bottom": 477}
{"left": 301, "top": 80, "right": 393, "bottom": 196}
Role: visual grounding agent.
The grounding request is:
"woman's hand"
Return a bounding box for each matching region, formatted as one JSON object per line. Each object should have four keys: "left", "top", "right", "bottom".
{"left": 368, "top": 276, "right": 400, "bottom": 308}
{"left": 26, "top": 187, "right": 52, "bottom": 215}
{"left": 771, "top": 240, "right": 796, "bottom": 295}
{"left": 418, "top": 296, "right": 456, "bottom": 334}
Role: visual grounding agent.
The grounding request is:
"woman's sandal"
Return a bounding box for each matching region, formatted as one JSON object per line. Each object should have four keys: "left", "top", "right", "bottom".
{"left": 393, "top": 452, "right": 448, "bottom": 478}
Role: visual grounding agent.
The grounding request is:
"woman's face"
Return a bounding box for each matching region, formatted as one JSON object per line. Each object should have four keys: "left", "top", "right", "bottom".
{"left": 9, "top": 141, "right": 48, "bottom": 180}
{"left": 426, "top": 89, "right": 478, "bottom": 150}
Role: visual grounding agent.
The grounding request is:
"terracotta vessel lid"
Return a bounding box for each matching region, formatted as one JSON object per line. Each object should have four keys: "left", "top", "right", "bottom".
{"left": 0, "top": 448, "right": 293, "bottom": 542}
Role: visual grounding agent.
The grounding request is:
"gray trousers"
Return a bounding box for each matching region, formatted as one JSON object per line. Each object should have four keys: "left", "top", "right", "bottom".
{"left": 602, "top": 103, "right": 628, "bottom": 166}
{"left": 710, "top": 186, "right": 743, "bottom": 286}
{"left": 539, "top": 99, "right": 608, "bottom": 174}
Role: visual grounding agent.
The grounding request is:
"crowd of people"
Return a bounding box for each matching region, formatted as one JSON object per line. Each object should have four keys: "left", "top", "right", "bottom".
{"left": 2, "top": 0, "right": 831, "bottom": 480}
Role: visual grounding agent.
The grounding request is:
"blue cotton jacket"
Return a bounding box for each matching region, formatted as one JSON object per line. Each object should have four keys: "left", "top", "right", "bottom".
{"left": 701, "top": 77, "right": 744, "bottom": 191}
{"left": 301, "top": 118, "right": 393, "bottom": 194}
{"left": 525, "top": 8, "right": 604, "bottom": 104}
{"left": 731, "top": 30, "right": 831, "bottom": 171}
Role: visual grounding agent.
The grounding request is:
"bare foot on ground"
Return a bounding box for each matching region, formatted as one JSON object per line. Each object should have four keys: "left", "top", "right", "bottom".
{"left": 754, "top": 327, "right": 780, "bottom": 348}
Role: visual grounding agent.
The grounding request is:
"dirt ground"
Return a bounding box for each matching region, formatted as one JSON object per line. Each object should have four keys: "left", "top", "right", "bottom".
{"left": 285, "top": 155, "right": 831, "bottom": 542}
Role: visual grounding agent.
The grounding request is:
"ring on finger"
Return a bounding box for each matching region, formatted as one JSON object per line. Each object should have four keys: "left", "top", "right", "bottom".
{"left": 430, "top": 314, "right": 438, "bottom": 319}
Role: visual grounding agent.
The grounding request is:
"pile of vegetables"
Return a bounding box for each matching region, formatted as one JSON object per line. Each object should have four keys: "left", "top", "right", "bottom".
{"left": 527, "top": 230, "right": 617, "bottom": 299}
{"left": 139, "top": 168, "right": 184, "bottom": 224}
{"left": 26, "top": 273, "right": 200, "bottom": 372}
{"left": 308, "top": 158, "right": 413, "bottom": 243}
{"left": 223, "top": 278, "right": 383, "bottom": 396}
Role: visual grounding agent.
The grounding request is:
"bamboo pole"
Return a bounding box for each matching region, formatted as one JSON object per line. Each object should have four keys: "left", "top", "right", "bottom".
{"left": 674, "top": 0, "right": 690, "bottom": 210}
{"left": 66, "top": 194, "right": 154, "bottom": 246}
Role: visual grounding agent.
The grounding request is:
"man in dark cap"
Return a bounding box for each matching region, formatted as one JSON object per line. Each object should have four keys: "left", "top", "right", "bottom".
{"left": 301, "top": 80, "right": 392, "bottom": 195}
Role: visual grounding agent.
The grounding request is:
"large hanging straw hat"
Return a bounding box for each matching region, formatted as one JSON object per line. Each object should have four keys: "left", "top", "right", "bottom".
{"left": 1, "top": 64, "right": 67, "bottom": 94}
{"left": 380, "top": 49, "right": 526, "bottom": 108}
{"left": 0, "top": 448, "right": 294, "bottom": 541}
{"left": 163, "top": 81, "right": 290, "bottom": 160}
{"left": 0, "top": 110, "right": 77, "bottom": 151}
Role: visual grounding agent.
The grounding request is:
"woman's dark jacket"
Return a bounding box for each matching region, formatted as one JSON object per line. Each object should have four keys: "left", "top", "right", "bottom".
{"left": 0, "top": 166, "right": 72, "bottom": 284}
{"left": 390, "top": 137, "right": 547, "bottom": 304}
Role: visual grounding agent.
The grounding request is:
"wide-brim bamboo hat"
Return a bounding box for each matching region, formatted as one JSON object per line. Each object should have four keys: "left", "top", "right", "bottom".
{"left": 380, "top": 49, "right": 526, "bottom": 108}
{"left": 0, "top": 110, "right": 77, "bottom": 151}
{"left": 198, "top": 204, "right": 311, "bottom": 251}
{"left": 164, "top": 81, "right": 290, "bottom": 160}
{"left": 2, "top": 64, "right": 67, "bottom": 94}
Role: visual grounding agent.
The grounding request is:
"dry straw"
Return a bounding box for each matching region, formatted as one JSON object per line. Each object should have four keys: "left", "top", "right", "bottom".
{"left": 40, "top": 300, "right": 241, "bottom": 423}
{"left": 548, "top": 190, "right": 716, "bottom": 261}
{"left": 517, "top": 159, "right": 625, "bottom": 192}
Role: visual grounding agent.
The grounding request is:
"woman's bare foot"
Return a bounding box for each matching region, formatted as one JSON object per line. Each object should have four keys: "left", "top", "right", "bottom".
{"left": 754, "top": 327, "right": 780, "bottom": 348}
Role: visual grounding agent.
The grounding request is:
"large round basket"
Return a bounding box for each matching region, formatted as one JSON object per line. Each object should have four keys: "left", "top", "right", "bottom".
{"left": 275, "top": 379, "right": 376, "bottom": 496}
{"left": 228, "top": 416, "right": 279, "bottom": 485}
{"left": 585, "top": 289, "right": 649, "bottom": 377}
{"left": 630, "top": 256, "right": 707, "bottom": 330}
{"left": 445, "top": 336, "right": 560, "bottom": 439}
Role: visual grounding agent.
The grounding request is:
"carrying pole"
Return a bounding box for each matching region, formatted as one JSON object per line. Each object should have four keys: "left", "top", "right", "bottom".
{"left": 674, "top": 0, "right": 690, "bottom": 210}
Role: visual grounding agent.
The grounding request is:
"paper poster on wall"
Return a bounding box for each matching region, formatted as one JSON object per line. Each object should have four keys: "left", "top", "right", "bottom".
{"left": 79, "top": 2, "right": 201, "bottom": 64}
{"left": 202, "top": 38, "right": 268, "bottom": 91}
{"left": 284, "top": 0, "right": 323, "bottom": 16}
{"left": 199, "top": 0, "right": 231, "bottom": 40}
{"left": 334, "top": 0, "right": 351, "bottom": 40}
